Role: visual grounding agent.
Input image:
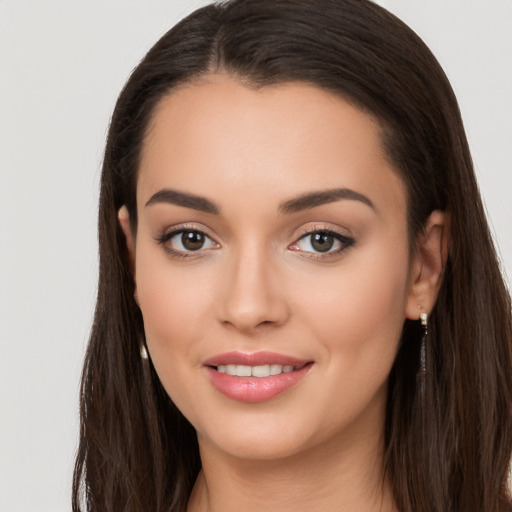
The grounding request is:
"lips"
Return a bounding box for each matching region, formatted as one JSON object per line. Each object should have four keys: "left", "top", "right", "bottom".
{"left": 203, "top": 351, "right": 313, "bottom": 403}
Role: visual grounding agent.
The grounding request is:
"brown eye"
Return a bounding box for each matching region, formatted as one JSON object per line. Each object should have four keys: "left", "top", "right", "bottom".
{"left": 181, "top": 230, "right": 205, "bottom": 251}
{"left": 310, "top": 232, "right": 335, "bottom": 252}
{"left": 159, "top": 228, "right": 218, "bottom": 255}
{"left": 291, "top": 229, "right": 354, "bottom": 256}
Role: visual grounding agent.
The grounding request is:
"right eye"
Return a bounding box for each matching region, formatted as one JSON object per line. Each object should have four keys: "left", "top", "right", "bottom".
{"left": 158, "top": 229, "right": 218, "bottom": 257}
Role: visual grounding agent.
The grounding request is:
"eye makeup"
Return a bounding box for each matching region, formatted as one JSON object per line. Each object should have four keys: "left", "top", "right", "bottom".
{"left": 154, "top": 221, "right": 355, "bottom": 263}
{"left": 289, "top": 224, "right": 355, "bottom": 262}
{"left": 155, "top": 223, "right": 219, "bottom": 260}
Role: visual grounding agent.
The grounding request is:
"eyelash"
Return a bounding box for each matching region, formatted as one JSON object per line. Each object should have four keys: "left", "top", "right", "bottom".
{"left": 155, "top": 225, "right": 355, "bottom": 260}
{"left": 155, "top": 224, "right": 218, "bottom": 259}
{"left": 291, "top": 226, "right": 355, "bottom": 261}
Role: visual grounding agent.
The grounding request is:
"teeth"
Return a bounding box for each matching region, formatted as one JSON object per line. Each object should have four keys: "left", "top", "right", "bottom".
{"left": 216, "top": 364, "right": 295, "bottom": 377}
{"left": 252, "top": 365, "right": 270, "bottom": 378}
{"left": 270, "top": 364, "right": 283, "bottom": 375}
{"left": 236, "top": 365, "right": 252, "bottom": 377}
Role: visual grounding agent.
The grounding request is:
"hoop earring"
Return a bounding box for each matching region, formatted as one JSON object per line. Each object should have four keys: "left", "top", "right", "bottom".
{"left": 420, "top": 312, "right": 428, "bottom": 375}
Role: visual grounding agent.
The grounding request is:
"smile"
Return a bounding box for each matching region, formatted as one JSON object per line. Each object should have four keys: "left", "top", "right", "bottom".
{"left": 203, "top": 352, "right": 313, "bottom": 403}
{"left": 216, "top": 364, "right": 297, "bottom": 377}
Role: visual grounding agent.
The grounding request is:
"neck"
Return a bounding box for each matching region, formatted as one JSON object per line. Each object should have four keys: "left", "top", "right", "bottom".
{"left": 188, "top": 417, "right": 396, "bottom": 512}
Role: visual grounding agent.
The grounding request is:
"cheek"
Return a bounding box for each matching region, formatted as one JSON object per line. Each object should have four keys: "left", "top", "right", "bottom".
{"left": 138, "top": 267, "right": 210, "bottom": 331}
{"left": 134, "top": 246, "right": 214, "bottom": 382}
{"left": 293, "top": 237, "right": 411, "bottom": 372}
{"left": 136, "top": 263, "right": 217, "bottom": 430}
{"left": 279, "top": 240, "right": 411, "bottom": 440}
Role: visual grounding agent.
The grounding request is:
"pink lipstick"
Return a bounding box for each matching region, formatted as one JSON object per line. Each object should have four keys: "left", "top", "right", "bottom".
{"left": 203, "top": 351, "right": 313, "bottom": 403}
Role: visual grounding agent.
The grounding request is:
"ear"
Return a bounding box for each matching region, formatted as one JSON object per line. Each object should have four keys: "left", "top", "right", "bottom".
{"left": 118, "top": 205, "right": 138, "bottom": 303}
{"left": 405, "top": 210, "right": 450, "bottom": 320}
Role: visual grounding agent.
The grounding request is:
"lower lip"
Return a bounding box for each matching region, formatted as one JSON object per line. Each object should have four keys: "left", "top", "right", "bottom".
{"left": 204, "top": 364, "right": 312, "bottom": 403}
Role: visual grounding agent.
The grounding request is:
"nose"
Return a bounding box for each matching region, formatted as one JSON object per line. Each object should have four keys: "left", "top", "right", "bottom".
{"left": 217, "top": 244, "right": 290, "bottom": 333}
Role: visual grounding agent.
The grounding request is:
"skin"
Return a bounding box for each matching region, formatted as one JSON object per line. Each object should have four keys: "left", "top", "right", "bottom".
{"left": 119, "top": 75, "right": 448, "bottom": 512}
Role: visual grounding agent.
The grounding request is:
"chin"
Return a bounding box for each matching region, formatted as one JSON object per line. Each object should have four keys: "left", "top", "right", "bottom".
{"left": 202, "top": 428, "right": 313, "bottom": 462}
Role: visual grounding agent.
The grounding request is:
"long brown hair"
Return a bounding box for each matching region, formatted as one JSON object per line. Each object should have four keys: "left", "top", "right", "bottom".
{"left": 73, "top": 1, "right": 512, "bottom": 510}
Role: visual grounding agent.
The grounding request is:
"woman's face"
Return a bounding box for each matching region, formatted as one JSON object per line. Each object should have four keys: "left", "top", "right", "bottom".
{"left": 125, "top": 76, "right": 421, "bottom": 460}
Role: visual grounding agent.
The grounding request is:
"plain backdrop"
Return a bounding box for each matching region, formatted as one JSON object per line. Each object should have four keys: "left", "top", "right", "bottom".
{"left": 0, "top": 1, "right": 510, "bottom": 511}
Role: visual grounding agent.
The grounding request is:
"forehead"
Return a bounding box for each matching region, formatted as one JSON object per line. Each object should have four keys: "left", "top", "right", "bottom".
{"left": 137, "top": 75, "right": 406, "bottom": 218}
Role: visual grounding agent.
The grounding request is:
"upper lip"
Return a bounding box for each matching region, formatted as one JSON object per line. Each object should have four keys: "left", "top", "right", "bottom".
{"left": 203, "top": 351, "right": 311, "bottom": 368}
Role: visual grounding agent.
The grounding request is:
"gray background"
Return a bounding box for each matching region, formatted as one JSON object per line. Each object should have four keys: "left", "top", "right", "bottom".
{"left": 1, "top": 1, "right": 510, "bottom": 510}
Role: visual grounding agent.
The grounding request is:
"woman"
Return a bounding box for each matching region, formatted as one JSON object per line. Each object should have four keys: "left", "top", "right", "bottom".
{"left": 72, "top": 0, "right": 512, "bottom": 511}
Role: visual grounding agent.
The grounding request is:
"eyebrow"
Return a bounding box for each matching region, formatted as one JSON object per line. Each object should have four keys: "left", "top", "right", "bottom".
{"left": 278, "top": 188, "right": 375, "bottom": 214}
{"left": 144, "top": 186, "right": 374, "bottom": 215}
{"left": 145, "top": 189, "right": 220, "bottom": 214}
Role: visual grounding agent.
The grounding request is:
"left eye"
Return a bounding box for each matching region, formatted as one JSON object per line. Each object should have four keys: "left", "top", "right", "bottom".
{"left": 166, "top": 230, "right": 217, "bottom": 252}
{"left": 293, "top": 231, "right": 353, "bottom": 253}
